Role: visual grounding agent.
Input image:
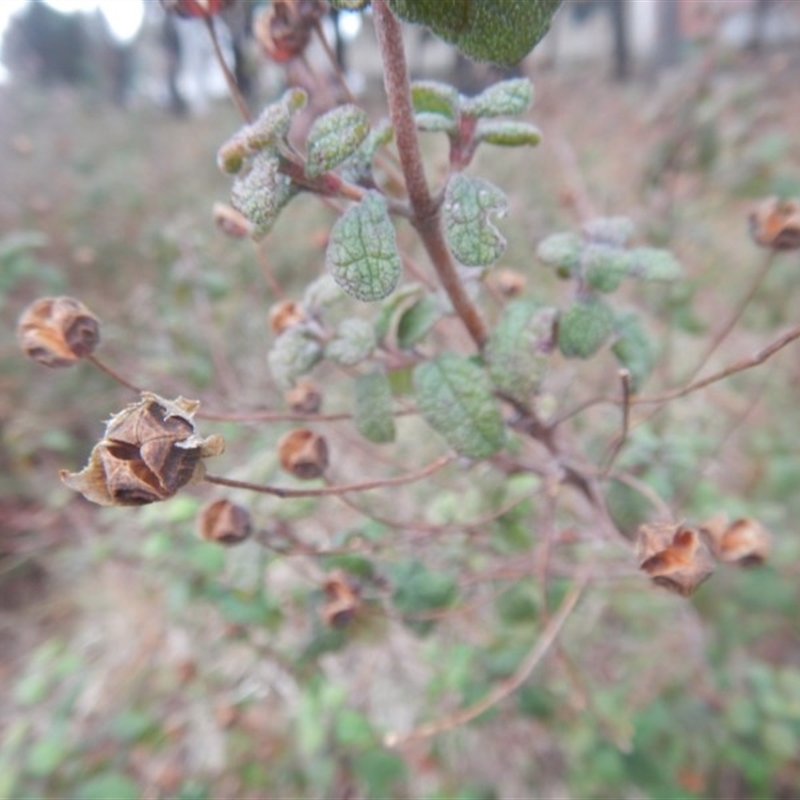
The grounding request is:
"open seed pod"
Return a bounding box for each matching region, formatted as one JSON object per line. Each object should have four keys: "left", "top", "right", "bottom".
{"left": 748, "top": 197, "right": 800, "bottom": 250}
{"left": 269, "top": 299, "right": 305, "bottom": 335}
{"left": 700, "top": 514, "right": 771, "bottom": 567}
{"left": 321, "top": 570, "right": 361, "bottom": 628}
{"left": 636, "top": 522, "right": 714, "bottom": 597}
{"left": 277, "top": 428, "right": 328, "bottom": 479}
{"left": 61, "top": 393, "right": 224, "bottom": 506}
{"left": 254, "top": 0, "right": 327, "bottom": 63}
{"left": 285, "top": 380, "right": 323, "bottom": 414}
{"left": 17, "top": 296, "right": 100, "bottom": 368}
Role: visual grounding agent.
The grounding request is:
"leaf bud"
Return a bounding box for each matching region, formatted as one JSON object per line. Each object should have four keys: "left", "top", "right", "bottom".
{"left": 268, "top": 299, "right": 305, "bottom": 335}
{"left": 198, "top": 498, "right": 252, "bottom": 546}
{"left": 748, "top": 196, "right": 800, "bottom": 250}
{"left": 213, "top": 202, "right": 254, "bottom": 238}
{"left": 490, "top": 268, "right": 527, "bottom": 297}
{"left": 636, "top": 523, "right": 714, "bottom": 597}
{"left": 285, "top": 380, "right": 323, "bottom": 414}
{"left": 277, "top": 428, "right": 328, "bottom": 479}
{"left": 60, "top": 393, "right": 224, "bottom": 506}
{"left": 17, "top": 296, "right": 100, "bottom": 368}
{"left": 321, "top": 570, "right": 361, "bottom": 628}
{"left": 700, "top": 514, "right": 770, "bottom": 567}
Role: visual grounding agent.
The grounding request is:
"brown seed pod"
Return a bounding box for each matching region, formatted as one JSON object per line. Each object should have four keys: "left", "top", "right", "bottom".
{"left": 748, "top": 197, "right": 800, "bottom": 250}
{"left": 285, "top": 380, "right": 323, "bottom": 414}
{"left": 491, "top": 268, "right": 527, "bottom": 297}
{"left": 17, "top": 296, "right": 100, "bottom": 368}
{"left": 60, "top": 393, "right": 224, "bottom": 506}
{"left": 213, "top": 202, "right": 254, "bottom": 238}
{"left": 160, "top": 0, "right": 233, "bottom": 18}
{"left": 277, "top": 428, "right": 328, "bottom": 479}
{"left": 198, "top": 498, "right": 252, "bottom": 546}
{"left": 254, "top": 0, "right": 327, "bottom": 63}
{"left": 268, "top": 299, "right": 305, "bottom": 335}
{"left": 321, "top": 570, "right": 361, "bottom": 628}
{"left": 636, "top": 522, "right": 714, "bottom": 597}
{"left": 700, "top": 514, "right": 770, "bottom": 567}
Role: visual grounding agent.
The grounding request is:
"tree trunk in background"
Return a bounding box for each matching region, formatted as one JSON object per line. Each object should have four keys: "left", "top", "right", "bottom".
{"left": 609, "top": 0, "right": 629, "bottom": 81}
{"left": 657, "top": 0, "right": 681, "bottom": 69}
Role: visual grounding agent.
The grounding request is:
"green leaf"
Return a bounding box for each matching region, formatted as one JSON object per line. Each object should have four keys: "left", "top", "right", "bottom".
{"left": 396, "top": 294, "right": 441, "bottom": 348}
{"left": 475, "top": 120, "right": 542, "bottom": 148}
{"left": 414, "top": 112, "right": 458, "bottom": 134}
{"left": 612, "top": 312, "right": 655, "bottom": 392}
{"left": 582, "top": 243, "right": 631, "bottom": 293}
{"left": 461, "top": 78, "right": 533, "bottom": 118}
{"left": 267, "top": 325, "right": 324, "bottom": 389}
{"left": 583, "top": 216, "right": 635, "bottom": 247}
{"left": 628, "top": 247, "right": 683, "bottom": 281}
{"left": 325, "top": 318, "right": 376, "bottom": 366}
{"left": 390, "top": 560, "right": 458, "bottom": 616}
{"left": 230, "top": 151, "right": 297, "bottom": 240}
{"left": 306, "top": 104, "right": 370, "bottom": 179}
{"left": 354, "top": 370, "right": 397, "bottom": 444}
{"left": 537, "top": 231, "right": 583, "bottom": 277}
{"left": 335, "top": 709, "right": 376, "bottom": 749}
{"left": 558, "top": 298, "right": 614, "bottom": 359}
{"left": 353, "top": 750, "right": 407, "bottom": 798}
{"left": 26, "top": 735, "right": 68, "bottom": 777}
{"left": 495, "top": 580, "right": 539, "bottom": 624}
{"left": 387, "top": 0, "right": 562, "bottom": 66}
{"left": 413, "top": 354, "right": 505, "bottom": 458}
{"left": 443, "top": 173, "right": 507, "bottom": 267}
{"left": 411, "top": 80, "right": 460, "bottom": 119}
{"left": 340, "top": 119, "right": 394, "bottom": 185}
{"left": 302, "top": 274, "right": 345, "bottom": 311}
{"left": 73, "top": 774, "right": 139, "bottom": 800}
{"left": 331, "top": 0, "right": 370, "bottom": 8}
{"left": 485, "top": 301, "right": 556, "bottom": 404}
{"left": 326, "top": 192, "right": 402, "bottom": 302}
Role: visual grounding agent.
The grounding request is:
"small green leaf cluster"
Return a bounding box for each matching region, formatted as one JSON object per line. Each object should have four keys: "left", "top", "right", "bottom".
{"left": 538, "top": 217, "right": 678, "bottom": 382}
{"left": 411, "top": 77, "right": 542, "bottom": 168}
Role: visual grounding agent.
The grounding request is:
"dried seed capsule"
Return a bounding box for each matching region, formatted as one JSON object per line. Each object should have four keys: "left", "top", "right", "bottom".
{"left": 636, "top": 522, "right": 714, "bottom": 597}
{"left": 321, "top": 570, "right": 361, "bottom": 628}
{"left": 198, "top": 498, "right": 252, "bottom": 546}
{"left": 17, "top": 296, "right": 100, "bottom": 368}
{"left": 700, "top": 515, "right": 770, "bottom": 567}
{"left": 268, "top": 299, "right": 305, "bottom": 335}
{"left": 254, "top": 0, "right": 326, "bottom": 63}
{"left": 277, "top": 428, "right": 328, "bottom": 479}
{"left": 61, "top": 393, "right": 224, "bottom": 506}
{"left": 749, "top": 197, "right": 800, "bottom": 250}
{"left": 160, "top": 0, "right": 232, "bottom": 18}
{"left": 491, "top": 268, "right": 527, "bottom": 297}
{"left": 285, "top": 380, "right": 322, "bottom": 414}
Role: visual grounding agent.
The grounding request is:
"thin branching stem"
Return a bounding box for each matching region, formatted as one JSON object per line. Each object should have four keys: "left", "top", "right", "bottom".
{"left": 204, "top": 17, "right": 251, "bottom": 123}
{"left": 204, "top": 455, "right": 453, "bottom": 498}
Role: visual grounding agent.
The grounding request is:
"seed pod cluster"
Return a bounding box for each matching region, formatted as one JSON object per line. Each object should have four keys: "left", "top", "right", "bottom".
{"left": 17, "top": 296, "right": 100, "bottom": 368}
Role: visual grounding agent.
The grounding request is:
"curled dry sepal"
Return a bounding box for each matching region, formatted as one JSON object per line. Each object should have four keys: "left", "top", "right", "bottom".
{"left": 321, "top": 570, "right": 361, "bottom": 628}
{"left": 198, "top": 498, "right": 252, "bottom": 546}
{"left": 748, "top": 196, "right": 800, "bottom": 250}
{"left": 17, "top": 296, "right": 100, "bottom": 368}
{"left": 61, "top": 393, "right": 225, "bottom": 506}
{"left": 278, "top": 428, "right": 329, "bottom": 479}
{"left": 254, "top": 0, "right": 327, "bottom": 64}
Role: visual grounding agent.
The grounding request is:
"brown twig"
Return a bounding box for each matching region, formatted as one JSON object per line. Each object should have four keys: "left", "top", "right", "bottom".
{"left": 383, "top": 573, "right": 589, "bottom": 747}
{"left": 205, "top": 454, "right": 452, "bottom": 498}
{"left": 601, "top": 369, "right": 632, "bottom": 476}
{"left": 204, "top": 17, "right": 251, "bottom": 123}
{"left": 88, "top": 355, "right": 143, "bottom": 394}
{"left": 372, "top": 0, "right": 488, "bottom": 350}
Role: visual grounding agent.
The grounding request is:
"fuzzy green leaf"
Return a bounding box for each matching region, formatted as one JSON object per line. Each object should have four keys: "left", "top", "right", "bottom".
{"left": 414, "top": 112, "right": 458, "bottom": 134}
{"left": 475, "top": 120, "right": 542, "bottom": 148}
{"left": 583, "top": 216, "right": 635, "bottom": 247}
{"left": 582, "top": 243, "right": 631, "bottom": 293}
{"left": 354, "top": 370, "right": 396, "bottom": 444}
{"left": 340, "top": 119, "right": 394, "bottom": 185}
{"left": 230, "top": 151, "right": 297, "bottom": 239}
{"left": 397, "top": 295, "right": 441, "bottom": 348}
{"left": 326, "top": 192, "right": 402, "bottom": 302}
{"left": 486, "top": 300, "right": 556, "bottom": 404}
{"left": 387, "top": 0, "right": 562, "bottom": 66}
{"left": 267, "top": 326, "right": 323, "bottom": 389}
{"left": 558, "top": 298, "right": 614, "bottom": 359}
{"left": 443, "top": 173, "right": 507, "bottom": 267}
{"left": 628, "top": 247, "right": 683, "bottom": 281}
{"left": 413, "top": 354, "right": 505, "bottom": 459}
{"left": 325, "top": 318, "right": 376, "bottom": 366}
{"left": 411, "top": 80, "right": 460, "bottom": 119}
{"left": 302, "top": 274, "right": 345, "bottom": 311}
{"left": 461, "top": 78, "right": 533, "bottom": 118}
{"left": 612, "top": 312, "right": 655, "bottom": 391}
{"left": 306, "top": 104, "right": 370, "bottom": 178}
{"left": 537, "top": 231, "right": 583, "bottom": 277}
